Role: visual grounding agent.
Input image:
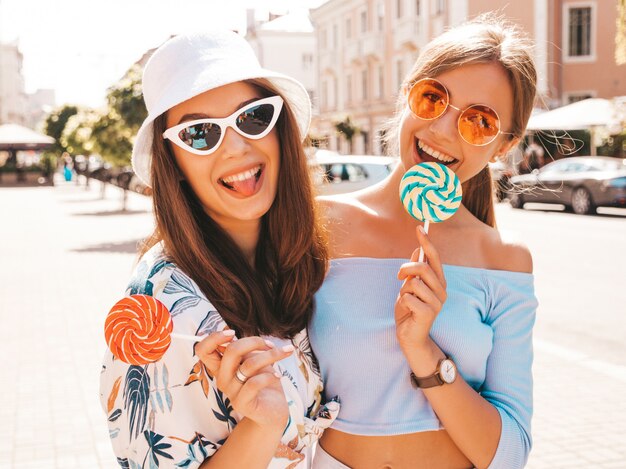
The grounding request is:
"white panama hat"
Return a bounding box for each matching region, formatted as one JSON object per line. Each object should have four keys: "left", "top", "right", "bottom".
{"left": 131, "top": 30, "right": 312, "bottom": 186}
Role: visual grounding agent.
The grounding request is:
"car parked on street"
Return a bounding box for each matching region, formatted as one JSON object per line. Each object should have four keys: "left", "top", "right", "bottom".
{"left": 489, "top": 160, "right": 513, "bottom": 202}
{"left": 507, "top": 156, "right": 626, "bottom": 214}
{"left": 309, "top": 150, "right": 398, "bottom": 195}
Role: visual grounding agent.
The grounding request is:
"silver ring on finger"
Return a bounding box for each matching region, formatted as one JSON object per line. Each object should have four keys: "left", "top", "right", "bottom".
{"left": 235, "top": 366, "right": 248, "bottom": 384}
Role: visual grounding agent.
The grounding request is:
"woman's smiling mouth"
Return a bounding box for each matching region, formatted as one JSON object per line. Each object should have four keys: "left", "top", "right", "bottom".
{"left": 415, "top": 138, "right": 458, "bottom": 166}
{"left": 219, "top": 164, "right": 264, "bottom": 197}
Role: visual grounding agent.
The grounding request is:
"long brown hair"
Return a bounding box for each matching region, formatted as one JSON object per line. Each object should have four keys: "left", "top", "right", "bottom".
{"left": 386, "top": 14, "right": 537, "bottom": 227}
{"left": 141, "top": 79, "right": 328, "bottom": 338}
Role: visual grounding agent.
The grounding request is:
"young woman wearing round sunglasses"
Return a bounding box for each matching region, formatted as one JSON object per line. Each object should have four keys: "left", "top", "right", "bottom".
{"left": 309, "top": 15, "right": 538, "bottom": 469}
{"left": 99, "top": 31, "right": 338, "bottom": 468}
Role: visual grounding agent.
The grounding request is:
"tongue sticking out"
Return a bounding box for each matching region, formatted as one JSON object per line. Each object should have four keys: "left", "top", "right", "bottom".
{"left": 228, "top": 176, "right": 258, "bottom": 197}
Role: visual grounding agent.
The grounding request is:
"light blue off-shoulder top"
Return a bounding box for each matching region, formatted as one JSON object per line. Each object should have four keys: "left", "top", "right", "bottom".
{"left": 309, "top": 257, "right": 538, "bottom": 469}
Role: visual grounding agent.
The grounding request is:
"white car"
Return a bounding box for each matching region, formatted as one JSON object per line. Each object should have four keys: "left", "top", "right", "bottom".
{"left": 309, "top": 151, "right": 398, "bottom": 195}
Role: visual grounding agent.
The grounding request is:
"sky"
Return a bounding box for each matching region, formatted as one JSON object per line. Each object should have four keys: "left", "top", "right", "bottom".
{"left": 0, "top": 0, "right": 327, "bottom": 108}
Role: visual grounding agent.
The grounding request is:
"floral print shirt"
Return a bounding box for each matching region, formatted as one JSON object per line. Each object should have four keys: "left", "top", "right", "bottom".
{"left": 100, "top": 243, "right": 338, "bottom": 468}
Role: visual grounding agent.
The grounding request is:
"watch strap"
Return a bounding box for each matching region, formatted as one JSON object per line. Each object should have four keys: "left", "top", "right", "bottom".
{"left": 409, "top": 356, "right": 449, "bottom": 389}
{"left": 410, "top": 371, "right": 444, "bottom": 388}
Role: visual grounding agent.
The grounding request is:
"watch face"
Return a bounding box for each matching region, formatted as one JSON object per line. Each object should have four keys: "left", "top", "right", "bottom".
{"left": 440, "top": 359, "right": 456, "bottom": 384}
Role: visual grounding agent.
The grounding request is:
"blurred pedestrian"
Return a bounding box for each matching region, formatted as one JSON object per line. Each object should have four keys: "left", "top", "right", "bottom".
{"left": 519, "top": 141, "right": 545, "bottom": 174}
{"left": 309, "top": 14, "right": 538, "bottom": 469}
{"left": 62, "top": 152, "right": 73, "bottom": 181}
{"left": 99, "top": 31, "right": 337, "bottom": 468}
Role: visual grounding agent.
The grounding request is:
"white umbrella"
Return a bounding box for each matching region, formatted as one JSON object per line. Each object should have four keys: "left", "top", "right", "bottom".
{"left": 526, "top": 98, "right": 625, "bottom": 156}
{"left": 0, "top": 123, "right": 55, "bottom": 149}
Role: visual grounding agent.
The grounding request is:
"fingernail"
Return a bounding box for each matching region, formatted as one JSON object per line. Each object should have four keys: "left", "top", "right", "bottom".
{"left": 274, "top": 371, "right": 282, "bottom": 378}
{"left": 418, "top": 225, "right": 426, "bottom": 235}
{"left": 221, "top": 329, "right": 236, "bottom": 336}
{"left": 281, "top": 344, "right": 295, "bottom": 353}
{"left": 265, "top": 340, "right": 276, "bottom": 348}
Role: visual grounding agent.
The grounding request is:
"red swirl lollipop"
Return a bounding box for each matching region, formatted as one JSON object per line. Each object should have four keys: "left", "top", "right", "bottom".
{"left": 105, "top": 294, "right": 233, "bottom": 365}
{"left": 105, "top": 295, "right": 173, "bottom": 365}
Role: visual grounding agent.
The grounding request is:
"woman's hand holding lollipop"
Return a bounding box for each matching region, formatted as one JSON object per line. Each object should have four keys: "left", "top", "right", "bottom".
{"left": 395, "top": 162, "right": 461, "bottom": 357}
{"left": 105, "top": 294, "right": 293, "bottom": 430}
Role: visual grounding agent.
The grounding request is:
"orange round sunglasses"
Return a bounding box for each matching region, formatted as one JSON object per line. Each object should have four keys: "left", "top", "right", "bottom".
{"left": 407, "top": 78, "right": 515, "bottom": 146}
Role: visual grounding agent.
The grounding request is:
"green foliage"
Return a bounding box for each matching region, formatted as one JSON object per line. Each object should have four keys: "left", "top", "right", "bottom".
{"left": 90, "top": 109, "right": 134, "bottom": 167}
{"left": 333, "top": 116, "right": 359, "bottom": 142}
{"left": 40, "top": 61, "right": 147, "bottom": 168}
{"left": 92, "top": 64, "right": 148, "bottom": 167}
{"left": 43, "top": 105, "right": 79, "bottom": 154}
{"left": 39, "top": 152, "right": 57, "bottom": 177}
{"left": 107, "top": 64, "right": 148, "bottom": 131}
{"left": 61, "top": 108, "right": 99, "bottom": 156}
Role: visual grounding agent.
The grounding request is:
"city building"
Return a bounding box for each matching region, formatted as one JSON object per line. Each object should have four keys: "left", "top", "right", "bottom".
{"left": 0, "top": 41, "right": 27, "bottom": 125}
{"left": 311, "top": 0, "right": 625, "bottom": 155}
{"left": 246, "top": 9, "right": 318, "bottom": 115}
{"left": 25, "top": 88, "right": 55, "bottom": 130}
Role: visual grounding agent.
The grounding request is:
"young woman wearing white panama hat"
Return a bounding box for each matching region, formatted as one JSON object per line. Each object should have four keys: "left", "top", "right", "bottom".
{"left": 99, "top": 31, "right": 338, "bottom": 469}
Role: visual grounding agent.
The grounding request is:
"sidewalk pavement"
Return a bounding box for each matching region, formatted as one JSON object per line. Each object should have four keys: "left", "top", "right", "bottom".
{"left": 1, "top": 179, "right": 625, "bottom": 468}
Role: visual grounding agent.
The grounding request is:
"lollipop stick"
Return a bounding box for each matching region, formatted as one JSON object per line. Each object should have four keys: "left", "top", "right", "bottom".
{"left": 417, "top": 220, "right": 430, "bottom": 263}
{"left": 171, "top": 332, "right": 207, "bottom": 343}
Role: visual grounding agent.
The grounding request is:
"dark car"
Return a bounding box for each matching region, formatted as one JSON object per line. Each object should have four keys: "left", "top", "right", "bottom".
{"left": 507, "top": 156, "right": 626, "bottom": 214}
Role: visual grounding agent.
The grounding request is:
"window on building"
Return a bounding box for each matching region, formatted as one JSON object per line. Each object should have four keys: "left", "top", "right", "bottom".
{"left": 361, "top": 10, "right": 368, "bottom": 33}
{"left": 396, "top": 0, "right": 403, "bottom": 18}
{"left": 320, "top": 29, "right": 327, "bottom": 49}
{"left": 377, "top": 3, "right": 385, "bottom": 30}
{"left": 568, "top": 6, "right": 592, "bottom": 57}
{"left": 334, "top": 77, "right": 339, "bottom": 107}
{"left": 302, "top": 53, "right": 314, "bottom": 70}
{"left": 397, "top": 59, "right": 404, "bottom": 90}
{"left": 435, "top": 0, "right": 445, "bottom": 15}
{"left": 347, "top": 74, "right": 352, "bottom": 103}
{"left": 346, "top": 18, "right": 352, "bottom": 39}
{"left": 322, "top": 80, "right": 328, "bottom": 110}
{"left": 378, "top": 64, "right": 384, "bottom": 98}
{"left": 362, "top": 69, "right": 368, "bottom": 100}
{"left": 362, "top": 131, "right": 370, "bottom": 154}
{"left": 416, "top": 0, "right": 421, "bottom": 15}
{"left": 333, "top": 24, "right": 338, "bottom": 48}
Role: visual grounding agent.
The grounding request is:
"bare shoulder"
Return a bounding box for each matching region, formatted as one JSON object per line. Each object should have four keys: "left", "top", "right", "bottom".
{"left": 483, "top": 227, "right": 534, "bottom": 274}
{"left": 316, "top": 194, "right": 379, "bottom": 258}
{"left": 317, "top": 193, "right": 379, "bottom": 221}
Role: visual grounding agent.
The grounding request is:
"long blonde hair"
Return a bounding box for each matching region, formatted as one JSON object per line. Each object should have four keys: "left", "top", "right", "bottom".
{"left": 386, "top": 14, "right": 537, "bottom": 227}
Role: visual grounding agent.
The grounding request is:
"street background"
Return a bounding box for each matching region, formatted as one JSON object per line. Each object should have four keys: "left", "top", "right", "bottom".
{"left": 1, "top": 178, "right": 625, "bottom": 468}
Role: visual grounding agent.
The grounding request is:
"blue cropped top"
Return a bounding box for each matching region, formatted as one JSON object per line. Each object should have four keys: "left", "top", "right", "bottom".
{"left": 309, "top": 257, "right": 538, "bottom": 469}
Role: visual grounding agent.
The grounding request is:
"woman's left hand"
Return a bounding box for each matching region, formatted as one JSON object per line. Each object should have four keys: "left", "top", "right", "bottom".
{"left": 395, "top": 226, "right": 447, "bottom": 353}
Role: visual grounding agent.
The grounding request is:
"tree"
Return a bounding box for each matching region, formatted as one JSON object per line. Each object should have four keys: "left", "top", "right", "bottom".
{"left": 42, "top": 104, "right": 79, "bottom": 154}
{"left": 334, "top": 116, "right": 360, "bottom": 153}
{"left": 94, "top": 64, "right": 147, "bottom": 168}
{"left": 90, "top": 109, "right": 135, "bottom": 167}
{"left": 107, "top": 64, "right": 147, "bottom": 131}
{"left": 61, "top": 108, "right": 99, "bottom": 157}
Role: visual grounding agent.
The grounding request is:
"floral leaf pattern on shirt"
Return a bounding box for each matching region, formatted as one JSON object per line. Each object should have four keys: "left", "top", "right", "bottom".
{"left": 142, "top": 430, "right": 174, "bottom": 468}
{"left": 108, "top": 377, "right": 122, "bottom": 413}
{"left": 295, "top": 333, "right": 320, "bottom": 376}
{"left": 171, "top": 432, "right": 218, "bottom": 467}
{"left": 124, "top": 365, "right": 150, "bottom": 440}
{"left": 128, "top": 257, "right": 174, "bottom": 297}
{"left": 196, "top": 310, "right": 225, "bottom": 336}
{"left": 274, "top": 435, "right": 305, "bottom": 468}
{"left": 100, "top": 243, "right": 332, "bottom": 468}
{"left": 212, "top": 388, "right": 237, "bottom": 430}
{"left": 184, "top": 360, "right": 212, "bottom": 395}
